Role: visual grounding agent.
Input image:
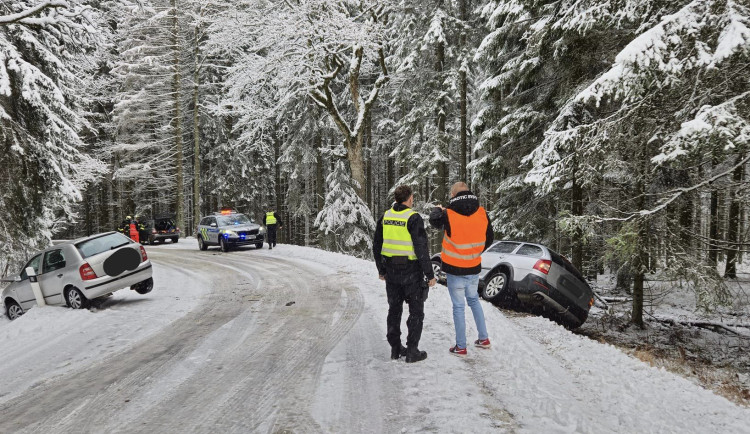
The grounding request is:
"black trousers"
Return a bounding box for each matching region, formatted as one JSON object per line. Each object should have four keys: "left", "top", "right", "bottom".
{"left": 267, "top": 224, "right": 277, "bottom": 246}
{"left": 386, "top": 280, "right": 425, "bottom": 350}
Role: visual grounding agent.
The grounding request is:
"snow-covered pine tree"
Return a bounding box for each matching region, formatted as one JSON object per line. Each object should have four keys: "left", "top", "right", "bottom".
{"left": 315, "top": 157, "right": 376, "bottom": 257}
{"left": 526, "top": 0, "right": 750, "bottom": 325}
{"left": 111, "top": 0, "right": 190, "bottom": 227}
{"left": 0, "top": 1, "right": 107, "bottom": 271}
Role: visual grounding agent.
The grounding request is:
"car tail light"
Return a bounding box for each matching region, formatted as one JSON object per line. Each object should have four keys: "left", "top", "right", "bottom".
{"left": 533, "top": 259, "right": 551, "bottom": 274}
{"left": 176, "top": 227, "right": 180, "bottom": 233}
{"left": 79, "top": 263, "right": 98, "bottom": 281}
{"left": 151, "top": 229, "right": 157, "bottom": 234}
{"left": 139, "top": 246, "right": 148, "bottom": 262}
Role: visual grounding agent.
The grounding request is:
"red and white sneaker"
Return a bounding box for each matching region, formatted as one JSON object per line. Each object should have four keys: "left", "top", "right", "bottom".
{"left": 474, "top": 338, "right": 491, "bottom": 349}
{"left": 449, "top": 345, "right": 467, "bottom": 356}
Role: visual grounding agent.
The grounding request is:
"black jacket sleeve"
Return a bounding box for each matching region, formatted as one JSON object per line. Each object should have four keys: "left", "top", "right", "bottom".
{"left": 484, "top": 209, "right": 494, "bottom": 252}
{"left": 373, "top": 216, "right": 385, "bottom": 276}
{"left": 429, "top": 207, "right": 450, "bottom": 237}
{"left": 274, "top": 212, "right": 282, "bottom": 226}
{"left": 408, "top": 213, "right": 435, "bottom": 280}
{"left": 263, "top": 214, "right": 266, "bottom": 225}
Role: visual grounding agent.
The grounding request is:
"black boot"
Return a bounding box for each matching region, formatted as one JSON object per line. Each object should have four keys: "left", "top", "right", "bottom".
{"left": 390, "top": 345, "right": 408, "bottom": 360}
{"left": 405, "top": 347, "right": 427, "bottom": 363}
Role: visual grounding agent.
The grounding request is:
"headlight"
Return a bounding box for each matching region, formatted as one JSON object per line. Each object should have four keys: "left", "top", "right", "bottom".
{"left": 223, "top": 230, "right": 238, "bottom": 237}
{"left": 259, "top": 227, "right": 266, "bottom": 234}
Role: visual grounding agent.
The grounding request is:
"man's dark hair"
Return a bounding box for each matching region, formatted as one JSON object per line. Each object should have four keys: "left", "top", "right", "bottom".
{"left": 394, "top": 185, "right": 412, "bottom": 204}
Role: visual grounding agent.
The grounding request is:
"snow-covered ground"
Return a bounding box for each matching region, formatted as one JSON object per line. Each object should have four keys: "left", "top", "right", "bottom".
{"left": 1, "top": 238, "right": 749, "bottom": 433}
{"left": 0, "top": 252, "right": 208, "bottom": 404}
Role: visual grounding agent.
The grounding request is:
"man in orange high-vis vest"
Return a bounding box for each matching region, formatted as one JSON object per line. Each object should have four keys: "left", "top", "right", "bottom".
{"left": 430, "top": 182, "right": 494, "bottom": 356}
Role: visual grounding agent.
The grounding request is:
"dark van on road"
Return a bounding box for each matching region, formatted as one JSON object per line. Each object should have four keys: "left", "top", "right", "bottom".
{"left": 142, "top": 216, "right": 180, "bottom": 245}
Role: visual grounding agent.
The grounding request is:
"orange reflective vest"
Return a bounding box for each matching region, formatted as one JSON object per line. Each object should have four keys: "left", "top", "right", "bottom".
{"left": 129, "top": 222, "right": 140, "bottom": 243}
{"left": 440, "top": 207, "right": 488, "bottom": 269}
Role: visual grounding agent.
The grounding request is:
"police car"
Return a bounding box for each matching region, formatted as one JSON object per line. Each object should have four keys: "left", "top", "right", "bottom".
{"left": 196, "top": 209, "right": 265, "bottom": 252}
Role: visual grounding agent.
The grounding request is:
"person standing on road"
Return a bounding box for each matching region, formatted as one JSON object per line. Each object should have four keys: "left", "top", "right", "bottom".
{"left": 264, "top": 209, "right": 282, "bottom": 250}
{"left": 430, "top": 182, "right": 494, "bottom": 356}
{"left": 373, "top": 185, "right": 436, "bottom": 363}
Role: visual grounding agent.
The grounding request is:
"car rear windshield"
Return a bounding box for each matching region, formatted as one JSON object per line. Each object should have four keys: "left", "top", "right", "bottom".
{"left": 217, "top": 214, "right": 252, "bottom": 226}
{"left": 76, "top": 233, "right": 133, "bottom": 259}
{"left": 549, "top": 249, "right": 587, "bottom": 284}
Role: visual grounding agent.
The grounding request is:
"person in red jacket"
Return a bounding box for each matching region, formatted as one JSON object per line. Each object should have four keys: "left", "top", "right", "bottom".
{"left": 430, "top": 182, "right": 494, "bottom": 356}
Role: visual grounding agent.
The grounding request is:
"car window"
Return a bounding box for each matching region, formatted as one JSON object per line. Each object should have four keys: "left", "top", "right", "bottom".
{"left": 488, "top": 242, "right": 520, "bottom": 254}
{"left": 43, "top": 249, "right": 67, "bottom": 274}
{"left": 209, "top": 217, "right": 217, "bottom": 226}
{"left": 199, "top": 217, "right": 210, "bottom": 226}
{"left": 76, "top": 233, "right": 132, "bottom": 259}
{"left": 20, "top": 254, "right": 43, "bottom": 279}
{"left": 549, "top": 249, "right": 587, "bottom": 283}
{"left": 154, "top": 219, "right": 175, "bottom": 231}
{"left": 516, "top": 244, "right": 543, "bottom": 258}
{"left": 217, "top": 214, "right": 251, "bottom": 226}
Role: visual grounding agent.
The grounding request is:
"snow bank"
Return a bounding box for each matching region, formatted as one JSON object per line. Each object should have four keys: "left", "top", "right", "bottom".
{"left": 275, "top": 244, "right": 750, "bottom": 433}
{"left": 0, "top": 257, "right": 207, "bottom": 404}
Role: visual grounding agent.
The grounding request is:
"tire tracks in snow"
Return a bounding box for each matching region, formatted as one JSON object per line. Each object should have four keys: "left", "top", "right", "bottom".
{"left": 0, "top": 247, "right": 363, "bottom": 434}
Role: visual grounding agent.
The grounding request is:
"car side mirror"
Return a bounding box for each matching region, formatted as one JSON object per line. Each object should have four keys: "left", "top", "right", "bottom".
{"left": 210, "top": 223, "right": 217, "bottom": 227}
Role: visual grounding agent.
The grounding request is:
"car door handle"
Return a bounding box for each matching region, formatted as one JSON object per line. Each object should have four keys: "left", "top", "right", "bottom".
{"left": 57, "top": 274, "right": 63, "bottom": 278}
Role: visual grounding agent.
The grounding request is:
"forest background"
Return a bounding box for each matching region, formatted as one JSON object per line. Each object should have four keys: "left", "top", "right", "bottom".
{"left": 1, "top": 0, "right": 749, "bottom": 326}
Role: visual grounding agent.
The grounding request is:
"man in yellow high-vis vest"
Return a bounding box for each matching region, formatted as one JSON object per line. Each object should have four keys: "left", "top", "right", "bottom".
{"left": 373, "top": 185, "right": 436, "bottom": 363}
{"left": 263, "top": 209, "right": 282, "bottom": 249}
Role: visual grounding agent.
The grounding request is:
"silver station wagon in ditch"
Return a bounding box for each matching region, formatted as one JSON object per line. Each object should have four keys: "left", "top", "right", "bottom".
{"left": 433, "top": 240, "right": 594, "bottom": 328}
{"left": 2, "top": 232, "right": 154, "bottom": 320}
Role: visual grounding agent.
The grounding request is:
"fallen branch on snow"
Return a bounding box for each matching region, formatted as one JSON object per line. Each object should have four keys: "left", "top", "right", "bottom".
{"left": 654, "top": 317, "right": 750, "bottom": 338}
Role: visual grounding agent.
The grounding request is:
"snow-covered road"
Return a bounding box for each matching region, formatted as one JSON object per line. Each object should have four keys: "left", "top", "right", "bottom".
{"left": 0, "top": 240, "right": 748, "bottom": 433}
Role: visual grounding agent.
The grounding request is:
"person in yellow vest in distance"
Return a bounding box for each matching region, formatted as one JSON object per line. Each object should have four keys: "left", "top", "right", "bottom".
{"left": 373, "top": 185, "right": 437, "bottom": 363}
{"left": 430, "top": 182, "right": 494, "bottom": 356}
{"left": 263, "top": 209, "right": 282, "bottom": 250}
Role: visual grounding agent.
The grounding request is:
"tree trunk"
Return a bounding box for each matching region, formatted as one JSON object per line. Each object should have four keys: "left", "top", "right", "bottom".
{"left": 571, "top": 172, "right": 583, "bottom": 272}
{"left": 365, "top": 114, "right": 372, "bottom": 210}
{"left": 724, "top": 155, "right": 744, "bottom": 278}
{"left": 171, "top": 0, "right": 185, "bottom": 232}
{"left": 192, "top": 18, "right": 202, "bottom": 238}
{"left": 459, "top": 0, "right": 468, "bottom": 182}
{"left": 435, "top": 32, "right": 448, "bottom": 203}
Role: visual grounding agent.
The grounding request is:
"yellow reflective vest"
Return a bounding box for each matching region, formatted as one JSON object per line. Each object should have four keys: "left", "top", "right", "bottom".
{"left": 266, "top": 212, "right": 277, "bottom": 225}
{"left": 381, "top": 207, "right": 417, "bottom": 260}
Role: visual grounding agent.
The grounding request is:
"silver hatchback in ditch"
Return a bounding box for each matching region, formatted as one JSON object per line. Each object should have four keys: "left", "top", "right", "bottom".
{"left": 2, "top": 232, "right": 154, "bottom": 320}
{"left": 433, "top": 241, "right": 594, "bottom": 328}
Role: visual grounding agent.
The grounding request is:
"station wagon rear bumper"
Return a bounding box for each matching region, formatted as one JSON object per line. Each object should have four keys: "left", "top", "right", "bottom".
{"left": 514, "top": 274, "right": 589, "bottom": 326}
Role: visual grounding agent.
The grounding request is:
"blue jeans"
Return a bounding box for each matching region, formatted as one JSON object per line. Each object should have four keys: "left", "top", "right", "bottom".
{"left": 447, "top": 274, "right": 488, "bottom": 349}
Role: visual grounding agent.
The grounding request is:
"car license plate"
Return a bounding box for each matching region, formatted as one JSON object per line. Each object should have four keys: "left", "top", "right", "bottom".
{"left": 248, "top": 235, "right": 256, "bottom": 239}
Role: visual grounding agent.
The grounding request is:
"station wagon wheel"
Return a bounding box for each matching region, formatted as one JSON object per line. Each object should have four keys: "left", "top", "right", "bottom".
{"left": 6, "top": 300, "right": 23, "bottom": 320}
{"left": 482, "top": 271, "right": 508, "bottom": 302}
{"left": 198, "top": 237, "right": 207, "bottom": 251}
{"left": 66, "top": 287, "right": 90, "bottom": 309}
{"left": 220, "top": 236, "right": 230, "bottom": 253}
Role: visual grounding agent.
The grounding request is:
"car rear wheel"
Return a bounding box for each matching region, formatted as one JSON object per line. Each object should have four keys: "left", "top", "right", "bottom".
{"left": 6, "top": 300, "right": 23, "bottom": 320}
{"left": 198, "top": 237, "right": 207, "bottom": 251}
{"left": 66, "top": 287, "right": 90, "bottom": 309}
{"left": 132, "top": 277, "right": 153, "bottom": 294}
{"left": 220, "top": 237, "right": 230, "bottom": 253}
{"left": 482, "top": 271, "right": 509, "bottom": 302}
{"left": 172, "top": 237, "right": 178, "bottom": 243}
